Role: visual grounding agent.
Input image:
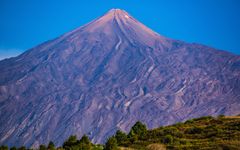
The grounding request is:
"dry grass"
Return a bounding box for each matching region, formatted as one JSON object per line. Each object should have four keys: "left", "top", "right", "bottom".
{"left": 224, "top": 116, "right": 240, "bottom": 119}
{"left": 119, "top": 147, "right": 136, "bottom": 150}
{"left": 146, "top": 144, "right": 166, "bottom": 150}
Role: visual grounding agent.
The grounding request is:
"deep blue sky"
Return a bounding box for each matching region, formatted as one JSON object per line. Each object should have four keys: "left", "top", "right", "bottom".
{"left": 0, "top": 0, "right": 240, "bottom": 60}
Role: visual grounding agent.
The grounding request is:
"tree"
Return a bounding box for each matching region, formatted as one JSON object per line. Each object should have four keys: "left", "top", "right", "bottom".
{"left": 63, "top": 135, "right": 78, "bottom": 150}
{"left": 104, "top": 137, "right": 118, "bottom": 150}
{"left": 128, "top": 121, "right": 147, "bottom": 141}
{"left": 0, "top": 145, "right": 8, "bottom": 150}
{"left": 115, "top": 130, "right": 127, "bottom": 145}
{"left": 10, "top": 147, "right": 17, "bottom": 150}
{"left": 39, "top": 145, "right": 47, "bottom": 150}
{"left": 17, "top": 146, "right": 26, "bottom": 150}
{"left": 79, "top": 135, "right": 92, "bottom": 150}
{"left": 47, "top": 141, "right": 55, "bottom": 150}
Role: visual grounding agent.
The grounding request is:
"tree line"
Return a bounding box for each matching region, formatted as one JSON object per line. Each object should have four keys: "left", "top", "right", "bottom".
{"left": 3, "top": 115, "right": 238, "bottom": 150}
{"left": 0, "top": 121, "right": 147, "bottom": 150}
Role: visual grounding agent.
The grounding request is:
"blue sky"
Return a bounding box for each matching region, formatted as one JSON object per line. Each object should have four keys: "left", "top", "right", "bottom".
{"left": 0, "top": 0, "right": 240, "bottom": 60}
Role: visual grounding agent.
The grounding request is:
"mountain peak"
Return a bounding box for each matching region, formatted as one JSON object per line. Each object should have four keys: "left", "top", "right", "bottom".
{"left": 77, "top": 8, "right": 168, "bottom": 46}
{"left": 107, "top": 8, "right": 128, "bottom": 15}
{"left": 108, "top": 8, "right": 126, "bottom": 13}
{"left": 102, "top": 8, "right": 131, "bottom": 21}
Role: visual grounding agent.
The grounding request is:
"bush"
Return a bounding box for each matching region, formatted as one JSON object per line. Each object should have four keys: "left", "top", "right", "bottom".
{"left": 104, "top": 137, "right": 118, "bottom": 150}
{"left": 79, "top": 135, "right": 92, "bottom": 150}
{"left": 128, "top": 121, "right": 147, "bottom": 139}
{"left": 128, "top": 133, "right": 138, "bottom": 143}
{"left": 92, "top": 144, "right": 104, "bottom": 150}
{"left": 17, "top": 146, "right": 26, "bottom": 150}
{"left": 10, "top": 147, "right": 17, "bottom": 150}
{"left": 47, "top": 141, "right": 55, "bottom": 150}
{"left": 185, "top": 119, "right": 194, "bottom": 124}
{"left": 193, "top": 116, "right": 213, "bottom": 121}
{"left": 115, "top": 130, "right": 128, "bottom": 145}
{"left": 175, "top": 132, "right": 184, "bottom": 138}
{"left": 62, "top": 135, "right": 80, "bottom": 150}
{"left": 163, "top": 127, "right": 179, "bottom": 136}
{"left": 39, "top": 145, "right": 47, "bottom": 150}
{"left": 185, "top": 126, "right": 203, "bottom": 134}
{"left": 0, "top": 146, "right": 8, "bottom": 150}
{"left": 203, "top": 125, "right": 219, "bottom": 138}
{"left": 217, "top": 144, "right": 239, "bottom": 150}
{"left": 162, "top": 135, "right": 173, "bottom": 144}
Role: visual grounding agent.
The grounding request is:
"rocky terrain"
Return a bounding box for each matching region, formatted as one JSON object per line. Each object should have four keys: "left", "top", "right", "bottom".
{"left": 0, "top": 9, "right": 239, "bottom": 147}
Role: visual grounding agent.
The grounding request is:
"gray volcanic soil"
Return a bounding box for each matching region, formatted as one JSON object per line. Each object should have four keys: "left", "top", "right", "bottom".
{"left": 0, "top": 9, "right": 240, "bottom": 147}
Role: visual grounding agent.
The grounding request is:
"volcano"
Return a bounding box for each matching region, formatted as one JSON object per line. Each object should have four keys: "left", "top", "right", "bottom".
{"left": 0, "top": 9, "right": 240, "bottom": 147}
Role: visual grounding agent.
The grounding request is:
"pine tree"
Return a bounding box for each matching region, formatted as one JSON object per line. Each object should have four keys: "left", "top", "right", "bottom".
{"left": 17, "top": 146, "right": 26, "bottom": 150}
{"left": 10, "top": 147, "right": 17, "bottom": 150}
{"left": 79, "top": 135, "right": 92, "bottom": 150}
{"left": 63, "top": 135, "right": 78, "bottom": 150}
{"left": 115, "top": 130, "right": 127, "bottom": 145}
{"left": 47, "top": 141, "right": 55, "bottom": 150}
{"left": 128, "top": 121, "right": 147, "bottom": 142}
{"left": 39, "top": 145, "right": 47, "bottom": 150}
{"left": 0, "top": 145, "right": 8, "bottom": 150}
{"left": 104, "top": 137, "right": 118, "bottom": 150}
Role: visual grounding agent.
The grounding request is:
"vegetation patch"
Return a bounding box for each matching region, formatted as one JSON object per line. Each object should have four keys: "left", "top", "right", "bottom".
{"left": 1, "top": 116, "right": 240, "bottom": 150}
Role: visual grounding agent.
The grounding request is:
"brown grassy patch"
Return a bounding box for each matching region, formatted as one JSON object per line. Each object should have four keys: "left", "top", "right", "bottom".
{"left": 146, "top": 144, "right": 166, "bottom": 150}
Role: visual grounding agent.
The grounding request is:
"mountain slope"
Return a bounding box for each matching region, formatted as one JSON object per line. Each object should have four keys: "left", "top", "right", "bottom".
{"left": 0, "top": 9, "right": 240, "bottom": 147}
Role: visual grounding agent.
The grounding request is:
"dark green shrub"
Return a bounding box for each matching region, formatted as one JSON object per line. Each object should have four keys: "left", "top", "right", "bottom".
{"left": 203, "top": 125, "right": 219, "bottom": 138}
{"left": 10, "top": 147, "right": 17, "bottom": 150}
{"left": 128, "top": 121, "right": 147, "bottom": 138}
{"left": 193, "top": 116, "right": 213, "bottom": 121}
{"left": 185, "top": 126, "right": 203, "bottom": 134}
{"left": 128, "top": 133, "right": 138, "bottom": 143}
{"left": 92, "top": 145, "right": 104, "bottom": 150}
{"left": 0, "top": 146, "right": 8, "bottom": 150}
{"left": 174, "top": 122, "right": 183, "bottom": 127}
{"left": 185, "top": 119, "right": 194, "bottom": 124}
{"left": 47, "top": 141, "right": 55, "bottom": 150}
{"left": 17, "top": 146, "right": 26, "bottom": 150}
{"left": 162, "top": 135, "right": 173, "bottom": 144}
{"left": 218, "top": 144, "right": 239, "bottom": 150}
{"left": 175, "top": 131, "right": 184, "bottom": 138}
{"left": 163, "top": 127, "right": 179, "bottom": 136}
{"left": 115, "top": 130, "right": 127, "bottom": 145}
{"left": 39, "top": 145, "right": 47, "bottom": 150}
{"left": 104, "top": 136, "right": 118, "bottom": 150}
{"left": 128, "top": 121, "right": 147, "bottom": 143}
{"left": 79, "top": 135, "right": 92, "bottom": 150}
{"left": 63, "top": 135, "right": 78, "bottom": 150}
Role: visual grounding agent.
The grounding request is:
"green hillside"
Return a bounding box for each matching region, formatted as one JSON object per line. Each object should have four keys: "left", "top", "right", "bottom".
{"left": 117, "top": 115, "right": 240, "bottom": 150}
{"left": 1, "top": 115, "right": 240, "bottom": 150}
